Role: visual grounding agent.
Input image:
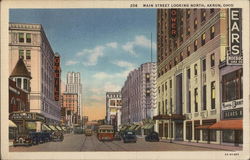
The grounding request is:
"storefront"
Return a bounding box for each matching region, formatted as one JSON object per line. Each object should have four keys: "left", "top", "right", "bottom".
{"left": 219, "top": 64, "right": 243, "bottom": 146}
{"left": 9, "top": 112, "right": 45, "bottom": 134}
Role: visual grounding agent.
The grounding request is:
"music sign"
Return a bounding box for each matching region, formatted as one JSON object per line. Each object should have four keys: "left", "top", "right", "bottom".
{"left": 169, "top": 9, "right": 178, "bottom": 38}
{"left": 227, "top": 8, "right": 242, "bottom": 65}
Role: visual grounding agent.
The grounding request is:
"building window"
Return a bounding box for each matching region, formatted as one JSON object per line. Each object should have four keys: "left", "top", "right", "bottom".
{"left": 186, "top": 9, "right": 191, "bottom": 19}
{"left": 222, "top": 69, "right": 243, "bottom": 102}
{"left": 170, "top": 79, "right": 172, "bottom": 88}
{"left": 158, "top": 102, "right": 161, "bottom": 115}
{"left": 19, "top": 33, "right": 24, "bottom": 42}
{"left": 194, "top": 64, "right": 198, "bottom": 76}
{"left": 202, "top": 59, "right": 206, "bottom": 72}
{"left": 146, "top": 73, "right": 150, "bottom": 83}
{"left": 194, "top": 18, "right": 198, "bottom": 30}
{"left": 158, "top": 87, "right": 160, "bottom": 94}
{"left": 210, "top": 9, "right": 215, "bottom": 14}
{"left": 180, "top": 52, "right": 184, "bottom": 61}
{"left": 201, "top": 9, "right": 206, "bottom": 22}
{"left": 187, "top": 46, "right": 191, "bottom": 56}
{"left": 210, "top": 26, "right": 215, "bottom": 39}
{"left": 211, "top": 81, "right": 216, "bottom": 109}
{"left": 186, "top": 26, "right": 191, "bottom": 36}
{"left": 26, "top": 50, "right": 31, "bottom": 59}
{"left": 210, "top": 53, "right": 215, "bottom": 67}
{"left": 201, "top": 33, "right": 206, "bottom": 46}
{"left": 165, "top": 99, "right": 168, "bottom": 114}
{"left": 19, "top": 50, "right": 24, "bottom": 59}
{"left": 194, "top": 88, "right": 198, "bottom": 112}
{"left": 17, "top": 78, "right": 22, "bottom": 88}
{"left": 203, "top": 85, "right": 207, "bottom": 110}
{"left": 165, "top": 82, "right": 167, "bottom": 91}
{"left": 26, "top": 33, "right": 31, "bottom": 43}
{"left": 162, "top": 84, "right": 164, "bottom": 93}
{"left": 187, "top": 90, "right": 191, "bottom": 113}
{"left": 24, "top": 79, "right": 28, "bottom": 90}
{"left": 187, "top": 68, "right": 191, "bottom": 79}
{"left": 174, "top": 40, "right": 177, "bottom": 49}
{"left": 194, "top": 40, "right": 198, "bottom": 51}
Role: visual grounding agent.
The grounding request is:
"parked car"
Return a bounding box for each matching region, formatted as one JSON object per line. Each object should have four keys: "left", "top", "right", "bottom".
{"left": 40, "top": 132, "right": 52, "bottom": 142}
{"left": 113, "top": 132, "right": 121, "bottom": 141}
{"left": 145, "top": 131, "right": 159, "bottom": 142}
{"left": 13, "top": 134, "right": 33, "bottom": 147}
{"left": 51, "top": 131, "right": 64, "bottom": 141}
{"left": 123, "top": 131, "right": 137, "bottom": 143}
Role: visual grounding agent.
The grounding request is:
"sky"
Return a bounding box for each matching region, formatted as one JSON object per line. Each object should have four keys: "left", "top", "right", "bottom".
{"left": 10, "top": 9, "right": 157, "bottom": 121}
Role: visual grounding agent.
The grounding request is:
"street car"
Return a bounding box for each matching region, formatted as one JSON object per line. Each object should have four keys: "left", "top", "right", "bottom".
{"left": 97, "top": 125, "right": 114, "bottom": 141}
{"left": 145, "top": 131, "right": 160, "bottom": 142}
{"left": 123, "top": 131, "right": 137, "bottom": 143}
{"left": 85, "top": 128, "right": 92, "bottom": 136}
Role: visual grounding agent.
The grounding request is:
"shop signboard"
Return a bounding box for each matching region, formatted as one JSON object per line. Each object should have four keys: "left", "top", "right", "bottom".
{"left": 222, "top": 99, "right": 243, "bottom": 111}
{"left": 227, "top": 8, "right": 243, "bottom": 65}
{"left": 10, "top": 112, "right": 45, "bottom": 122}
{"left": 223, "top": 108, "right": 243, "bottom": 119}
{"left": 222, "top": 99, "right": 243, "bottom": 119}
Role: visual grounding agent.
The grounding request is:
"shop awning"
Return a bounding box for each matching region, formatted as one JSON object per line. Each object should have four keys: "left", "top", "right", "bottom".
{"left": 9, "top": 120, "right": 17, "bottom": 128}
{"left": 56, "top": 126, "right": 62, "bottom": 131}
{"left": 120, "top": 125, "right": 128, "bottom": 131}
{"left": 195, "top": 125, "right": 212, "bottom": 129}
{"left": 134, "top": 125, "right": 141, "bottom": 131}
{"left": 128, "top": 125, "right": 137, "bottom": 130}
{"left": 142, "top": 124, "right": 150, "bottom": 129}
{"left": 209, "top": 119, "right": 242, "bottom": 130}
{"left": 42, "top": 124, "right": 51, "bottom": 131}
{"left": 48, "top": 125, "right": 57, "bottom": 131}
{"left": 62, "top": 126, "right": 66, "bottom": 131}
{"left": 26, "top": 122, "right": 36, "bottom": 130}
{"left": 145, "top": 124, "right": 154, "bottom": 129}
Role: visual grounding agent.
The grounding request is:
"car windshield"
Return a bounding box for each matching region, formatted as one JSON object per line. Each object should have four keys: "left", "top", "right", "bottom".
{"left": 126, "top": 132, "right": 134, "bottom": 135}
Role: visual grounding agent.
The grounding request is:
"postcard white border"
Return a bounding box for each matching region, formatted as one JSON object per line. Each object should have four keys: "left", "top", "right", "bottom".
{"left": 1, "top": 0, "right": 249, "bottom": 160}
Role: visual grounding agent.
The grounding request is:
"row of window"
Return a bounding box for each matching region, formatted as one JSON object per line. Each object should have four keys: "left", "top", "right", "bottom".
{"left": 18, "top": 33, "right": 31, "bottom": 43}
{"left": 158, "top": 25, "right": 216, "bottom": 77}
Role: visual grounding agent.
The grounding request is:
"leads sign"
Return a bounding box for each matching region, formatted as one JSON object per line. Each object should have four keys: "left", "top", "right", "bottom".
{"left": 227, "top": 8, "right": 243, "bottom": 65}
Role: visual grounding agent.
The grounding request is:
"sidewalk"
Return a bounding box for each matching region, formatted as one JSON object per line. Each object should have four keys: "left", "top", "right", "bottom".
{"left": 160, "top": 139, "right": 242, "bottom": 151}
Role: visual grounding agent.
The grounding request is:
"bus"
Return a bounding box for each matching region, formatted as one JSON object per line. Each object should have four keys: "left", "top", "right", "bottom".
{"left": 97, "top": 125, "right": 114, "bottom": 141}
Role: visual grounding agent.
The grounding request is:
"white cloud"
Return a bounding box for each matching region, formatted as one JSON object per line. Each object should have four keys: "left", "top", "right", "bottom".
{"left": 122, "top": 35, "right": 156, "bottom": 56}
{"left": 76, "top": 46, "right": 105, "bottom": 66}
{"left": 93, "top": 72, "right": 114, "bottom": 79}
{"left": 103, "top": 82, "right": 121, "bottom": 92}
{"left": 65, "top": 60, "right": 79, "bottom": 66}
{"left": 112, "top": 60, "right": 135, "bottom": 68}
{"left": 106, "top": 42, "right": 118, "bottom": 48}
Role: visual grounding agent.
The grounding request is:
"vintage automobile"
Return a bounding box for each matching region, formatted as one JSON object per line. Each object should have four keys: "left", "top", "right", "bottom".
{"left": 51, "top": 131, "right": 64, "bottom": 141}
{"left": 123, "top": 131, "right": 137, "bottom": 143}
{"left": 85, "top": 128, "right": 92, "bottom": 136}
{"left": 13, "top": 134, "right": 33, "bottom": 147}
{"left": 145, "top": 131, "right": 160, "bottom": 142}
{"left": 40, "top": 132, "right": 52, "bottom": 142}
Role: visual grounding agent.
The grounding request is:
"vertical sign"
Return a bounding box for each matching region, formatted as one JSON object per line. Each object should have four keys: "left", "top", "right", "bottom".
{"left": 227, "top": 8, "right": 243, "bottom": 65}
{"left": 169, "top": 9, "right": 178, "bottom": 38}
{"left": 54, "top": 56, "right": 60, "bottom": 101}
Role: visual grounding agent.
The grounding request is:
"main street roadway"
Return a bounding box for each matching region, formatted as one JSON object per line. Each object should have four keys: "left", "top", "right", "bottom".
{"left": 9, "top": 133, "right": 222, "bottom": 152}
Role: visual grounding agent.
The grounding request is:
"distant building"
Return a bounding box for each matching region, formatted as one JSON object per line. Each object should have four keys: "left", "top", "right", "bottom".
{"left": 65, "top": 72, "right": 83, "bottom": 123}
{"left": 121, "top": 62, "right": 157, "bottom": 131}
{"left": 106, "top": 92, "right": 122, "bottom": 131}
{"left": 61, "top": 93, "right": 78, "bottom": 126}
{"left": 9, "top": 23, "right": 61, "bottom": 131}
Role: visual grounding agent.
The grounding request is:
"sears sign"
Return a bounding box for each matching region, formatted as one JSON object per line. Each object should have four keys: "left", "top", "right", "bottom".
{"left": 227, "top": 8, "right": 243, "bottom": 65}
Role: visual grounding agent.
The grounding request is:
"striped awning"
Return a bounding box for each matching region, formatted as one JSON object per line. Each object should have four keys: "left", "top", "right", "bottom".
{"left": 48, "top": 125, "right": 57, "bottom": 131}
{"left": 62, "top": 126, "right": 66, "bottom": 131}
{"left": 56, "top": 126, "right": 62, "bottom": 131}
{"left": 134, "top": 125, "right": 141, "bottom": 131}
{"left": 9, "top": 120, "right": 17, "bottom": 128}
{"left": 42, "top": 124, "right": 51, "bottom": 131}
{"left": 145, "top": 124, "right": 154, "bottom": 129}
